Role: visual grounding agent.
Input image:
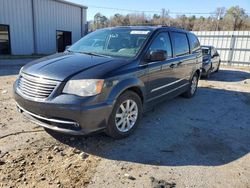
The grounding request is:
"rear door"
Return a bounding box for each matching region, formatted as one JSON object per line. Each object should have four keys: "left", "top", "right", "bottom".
{"left": 187, "top": 32, "right": 202, "bottom": 73}
{"left": 169, "top": 31, "right": 193, "bottom": 84}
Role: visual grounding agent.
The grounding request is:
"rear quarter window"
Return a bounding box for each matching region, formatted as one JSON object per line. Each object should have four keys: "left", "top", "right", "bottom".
{"left": 171, "top": 32, "right": 189, "bottom": 57}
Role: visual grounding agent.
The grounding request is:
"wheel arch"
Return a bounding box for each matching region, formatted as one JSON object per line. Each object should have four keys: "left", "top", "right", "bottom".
{"left": 195, "top": 68, "right": 201, "bottom": 78}
{"left": 107, "top": 78, "right": 146, "bottom": 105}
{"left": 189, "top": 68, "right": 201, "bottom": 81}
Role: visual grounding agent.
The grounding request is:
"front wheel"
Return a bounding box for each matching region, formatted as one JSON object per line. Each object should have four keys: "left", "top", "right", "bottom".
{"left": 106, "top": 91, "right": 142, "bottom": 139}
{"left": 182, "top": 73, "right": 199, "bottom": 98}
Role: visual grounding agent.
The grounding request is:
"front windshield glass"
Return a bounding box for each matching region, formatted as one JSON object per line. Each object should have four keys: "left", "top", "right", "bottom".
{"left": 68, "top": 28, "right": 152, "bottom": 58}
{"left": 202, "top": 48, "right": 210, "bottom": 55}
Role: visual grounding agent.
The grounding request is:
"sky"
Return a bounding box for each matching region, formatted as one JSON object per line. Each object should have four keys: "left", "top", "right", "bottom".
{"left": 69, "top": 0, "right": 250, "bottom": 21}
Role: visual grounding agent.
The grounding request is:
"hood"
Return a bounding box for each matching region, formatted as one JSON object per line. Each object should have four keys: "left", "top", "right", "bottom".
{"left": 22, "top": 53, "right": 116, "bottom": 81}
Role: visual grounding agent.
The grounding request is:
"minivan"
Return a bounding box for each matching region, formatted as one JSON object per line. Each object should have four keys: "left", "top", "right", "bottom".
{"left": 14, "top": 26, "right": 202, "bottom": 138}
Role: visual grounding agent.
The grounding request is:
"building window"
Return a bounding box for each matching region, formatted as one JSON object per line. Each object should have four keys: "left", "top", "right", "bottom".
{"left": 0, "top": 25, "right": 11, "bottom": 55}
{"left": 57, "top": 31, "right": 72, "bottom": 52}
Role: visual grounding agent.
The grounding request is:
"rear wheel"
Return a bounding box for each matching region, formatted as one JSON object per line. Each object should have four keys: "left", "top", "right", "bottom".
{"left": 106, "top": 91, "right": 142, "bottom": 139}
{"left": 183, "top": 72, "right": 199, "bottom": 98}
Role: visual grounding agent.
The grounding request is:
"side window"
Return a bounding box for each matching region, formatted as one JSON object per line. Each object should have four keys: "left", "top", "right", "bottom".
{"left": 172, "top": 32, "right": 189, "bottom": 57}
{"left": 188, "top": 33, "right": 200, "bottom": 53}
{"left": 149, "top": 32, "right": 172, "bottom": 58}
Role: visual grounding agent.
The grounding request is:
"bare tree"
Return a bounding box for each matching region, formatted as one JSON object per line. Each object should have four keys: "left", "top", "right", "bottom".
{"left": 160, "top": 8, "right": 170, "bottom": 25}
{"left": 89, "top": 6, "right": 250, "bottom": 31}
{"left": 213, "top": 7, "right": 226, "bottom": 30}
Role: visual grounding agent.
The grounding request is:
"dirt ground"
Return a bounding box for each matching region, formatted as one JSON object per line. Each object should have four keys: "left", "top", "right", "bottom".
{"left": 0, "top": 61, "right": 250, "bottom": 188}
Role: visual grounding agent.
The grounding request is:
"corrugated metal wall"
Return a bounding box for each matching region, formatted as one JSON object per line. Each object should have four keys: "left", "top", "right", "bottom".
{"left": 0, "top": 0, "right": 34, "bottom": 55}
{"left": 193, "top": 31, "right": 250, "bottom": 66}
{"left": 0, "top": 0, "right": 87, "bottom": 55}
{"left": 33, "top": 0, "right": 83, "bottom": 54}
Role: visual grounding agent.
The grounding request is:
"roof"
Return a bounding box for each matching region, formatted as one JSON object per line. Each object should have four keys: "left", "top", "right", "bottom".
{"left": 108, "top": 26, "right": 189, "bottom": 33}
{"left": 55, "top": 0, "right": 88, "bottom": 9}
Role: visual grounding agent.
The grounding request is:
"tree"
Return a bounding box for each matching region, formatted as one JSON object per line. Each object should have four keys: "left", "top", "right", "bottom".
{"left": 152, "top": 14, "right": 161, "bottom": 25}
{"left": 213, "top": 7, "right": 226, "bottom": 30}
{"left": 225, "top": 6, "right": 248, "bottom": 30}
{"left": 153, "top": 14, "right": 160, "bottom": 19}
{"left": 89, "top": 6, "right": 250, "bottom": 32}
{"left": 93, "top": 13, "right": 109, "bottom": 29}
{"left": 160, "top": 9, "right": 170, "bottom": 25}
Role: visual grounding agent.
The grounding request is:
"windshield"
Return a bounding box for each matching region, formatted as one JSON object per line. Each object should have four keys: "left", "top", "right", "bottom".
{"left": 68, "top": 28, "right": 152, "bottom": 58}
{"left": 202, "top": 47, "right": 210, "bottom": 55}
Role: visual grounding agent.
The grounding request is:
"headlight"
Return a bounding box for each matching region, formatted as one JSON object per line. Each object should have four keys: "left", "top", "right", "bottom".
{"left": 63, "top": 79, "right": 104, "bottom": 97}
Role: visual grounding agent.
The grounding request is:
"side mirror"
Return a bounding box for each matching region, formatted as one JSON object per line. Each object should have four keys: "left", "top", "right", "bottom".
{"left": 145, "top": 50, "right": 167, "bottom": 62}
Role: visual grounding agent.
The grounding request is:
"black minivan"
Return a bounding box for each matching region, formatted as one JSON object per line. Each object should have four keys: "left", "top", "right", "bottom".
{"left": 14, "top": 26, "right": 202, "bottom": 138}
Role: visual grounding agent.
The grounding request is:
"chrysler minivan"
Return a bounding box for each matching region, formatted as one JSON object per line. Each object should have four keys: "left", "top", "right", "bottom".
{"left": 14, "top": 26, "right": 202, "bottom": 138}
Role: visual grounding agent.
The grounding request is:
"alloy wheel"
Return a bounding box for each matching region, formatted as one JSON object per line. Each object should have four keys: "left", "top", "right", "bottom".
{"left": 115, "top": 99, "right": 138, "bottom": 132}
{"left": 191, "top": 75, "right": 198, "bottom": 95}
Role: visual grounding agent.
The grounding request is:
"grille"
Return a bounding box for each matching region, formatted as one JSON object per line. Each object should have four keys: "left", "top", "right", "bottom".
{"left": 17, "top": 73, "right": 59, "bottom": 99}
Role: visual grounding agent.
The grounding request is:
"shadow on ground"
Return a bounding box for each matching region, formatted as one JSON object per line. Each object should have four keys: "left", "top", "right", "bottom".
{"left": 47, "top": 69, "right": 250, "bottom": 167}
{"left": 208, "top": 69, "right": 250, "bottom": 82}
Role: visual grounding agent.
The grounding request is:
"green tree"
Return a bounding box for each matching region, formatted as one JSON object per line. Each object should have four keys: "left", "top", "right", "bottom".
{"left": 225, "top": 6, "right": 248, "bottom": 30}
{"left": 93, "top": 13, "right": 109, "bottom": 29}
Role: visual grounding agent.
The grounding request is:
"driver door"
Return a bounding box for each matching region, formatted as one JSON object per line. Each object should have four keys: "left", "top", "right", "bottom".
{"left": 145, "top": 32, "right": 180, "bottom": 101}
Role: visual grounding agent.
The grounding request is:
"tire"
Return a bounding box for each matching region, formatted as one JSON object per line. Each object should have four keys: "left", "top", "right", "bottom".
{"left": 182, "top": 72, "right": 199, "bottom": 98}
{"left": 215, "top": 62, "right": 220, "bottom": 72}
{"left": 204, "top": 64, "right": 212, "bottom": 79}
{"left": 105, "top": 91, "right": 142, "bottom": 139}
{"left": 204, "top": 69, "right": 211, "bottom": 79}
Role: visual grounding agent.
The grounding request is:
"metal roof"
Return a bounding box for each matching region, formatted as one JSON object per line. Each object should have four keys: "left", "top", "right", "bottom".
{"left": 55, "top": 0, "right": 88, "bottom": 9}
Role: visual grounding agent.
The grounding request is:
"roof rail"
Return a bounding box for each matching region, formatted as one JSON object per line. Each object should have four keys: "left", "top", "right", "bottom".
{"left": 161, "top": 25, "right": 186, "bottom": 30}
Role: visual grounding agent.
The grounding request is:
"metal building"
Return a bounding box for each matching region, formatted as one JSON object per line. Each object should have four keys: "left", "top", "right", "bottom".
{"left": 0, "top": 0, "right": 87, "bottom": 55}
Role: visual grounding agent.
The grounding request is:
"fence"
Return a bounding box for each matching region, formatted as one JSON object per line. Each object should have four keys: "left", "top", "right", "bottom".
{"left": 193, "top": 31, "right": 250, "bottom": 66}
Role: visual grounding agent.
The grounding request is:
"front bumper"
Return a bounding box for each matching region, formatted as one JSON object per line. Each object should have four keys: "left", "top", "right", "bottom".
{"left": 14, "top": 84, "right": 113, "bottom": 135}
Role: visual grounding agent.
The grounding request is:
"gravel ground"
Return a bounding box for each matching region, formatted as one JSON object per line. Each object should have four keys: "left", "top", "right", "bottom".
{"left": 0, "top": 60, "right": 250, "bottom": 188}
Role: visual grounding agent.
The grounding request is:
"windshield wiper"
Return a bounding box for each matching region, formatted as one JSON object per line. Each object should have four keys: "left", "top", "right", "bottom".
{"left": 78, "top": 51, "right": 110, "bottom": 58}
